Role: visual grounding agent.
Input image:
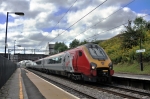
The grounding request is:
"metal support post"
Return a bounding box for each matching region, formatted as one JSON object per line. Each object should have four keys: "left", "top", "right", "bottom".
{"left": 14, "top": 46, "right": 15, "bottom": 54}
{"left": 4, "top": 12, "right": 9, "bottom": 58}
{"left": 140, "top": 38, "right": 143, "bottom": 71}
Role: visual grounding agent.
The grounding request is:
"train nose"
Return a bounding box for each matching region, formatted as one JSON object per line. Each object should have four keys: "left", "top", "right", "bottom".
{"left": 91, "top": 70, "right": 97, "bottom": 76}
{"left": 110, "top": 70, "right": 114, "bottom": 75}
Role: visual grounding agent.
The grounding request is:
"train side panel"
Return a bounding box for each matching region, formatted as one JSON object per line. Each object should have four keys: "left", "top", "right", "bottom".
{"left": 69, "top": 49, "right": 90, "bottom": 75}
{"left": 77, "top": 50, "right": 90, "bottom": 75}
{"left": 44, "top": 55, "right": 64, "bottom": 71}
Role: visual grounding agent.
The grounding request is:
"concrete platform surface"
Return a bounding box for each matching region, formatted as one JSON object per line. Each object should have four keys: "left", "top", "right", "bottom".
{"left": 0, "top": 68, "right": 79, "bottom": 99}
{"left": 113, "top": 73, "right": 150, "bottom": 81}
{"left": 24, "top": 69, "right": 79, "bottom": 99}
{"left": 0, "top": 68, "right": 28, "bottom": 99}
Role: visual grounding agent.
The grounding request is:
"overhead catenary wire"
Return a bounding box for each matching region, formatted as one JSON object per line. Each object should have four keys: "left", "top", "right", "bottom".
{"left": 65, "top": 0, "right": 136, "bottom": 43}
{"left": 35, "top": 0, "right": 149, "bottom": 51}
{"left": 85, "top": 13, "right": 150, "bottom": 41}
{"left": 56, "top": 0, "right": 78, "bottom": 27}
{"left": 47, "top": 0, "right": 107, "bottom": 43}
{"left": 36, "top": 0, "right": 78, "bottom": 49}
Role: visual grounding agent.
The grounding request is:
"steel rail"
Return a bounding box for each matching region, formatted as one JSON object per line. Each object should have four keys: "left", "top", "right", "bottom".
{"left": 28, "top": 68, "right": 149, "bottom": 99}
{"left": 101, "top": 83, "right": 150, "bottom": 97}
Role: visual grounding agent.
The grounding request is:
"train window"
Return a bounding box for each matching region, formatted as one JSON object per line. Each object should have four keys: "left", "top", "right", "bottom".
{"left": 48, "top": 57, "right": 62, "bottom": 64}
{"left": 89, "top": 47, "right": 106, "bottom": 59}
{"left": 56, "top": 57, "right": 58, "bottom": 61}
{"left": 63, "top": 57, "right": 65, "bottom": 62}
{"left": 48, "top": 58, "right": 55, "bottom": 64}
{"left": 36, "top": 61, "right": 41, "bottom": 64}
{"left": 48, "top": 59, "right": 52, "bottom": 64}
{"left": 59, "top": 56, "right": 62, "bottom": 63}
{"left": 79, "top": 51, "right": 82, "bottom": 56}
{"left": 55, "top": 57, "right": 58, "bottom": 63}
{"left": 53, "top": 58, "right": 56, "bottom": 64}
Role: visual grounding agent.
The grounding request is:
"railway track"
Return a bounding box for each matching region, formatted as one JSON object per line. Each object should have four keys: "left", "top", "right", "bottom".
{"left": 84, "top": 83, "right": 150, "bottom": 99}
{"left": 28, "top": 69, "right": 150, "bottom": 99}
{"left": 101, "top": 83, "right": 150, "bottom": 98}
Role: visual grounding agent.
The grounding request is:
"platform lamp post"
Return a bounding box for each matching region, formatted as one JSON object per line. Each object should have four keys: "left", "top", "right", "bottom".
{"left": 14, "top": 44, "right": 21, "bottom": 63}
{"left": 4, "top": 12, "right": 24, "bottom": 58}
{"left": 14, "top": 40, "right": 16, "bottom": 54}
{"left": 14, "top": 40, "right": 21, "bottom": 54}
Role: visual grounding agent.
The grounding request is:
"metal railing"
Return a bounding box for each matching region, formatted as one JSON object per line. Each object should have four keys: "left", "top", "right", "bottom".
{"left": 0, "top": 55, "right": 17, "bottom": 89}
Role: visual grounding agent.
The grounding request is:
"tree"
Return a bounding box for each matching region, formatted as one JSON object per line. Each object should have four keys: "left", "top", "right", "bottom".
{"left": 54, "top": 42, "right": 68, "bottom": 53}
{"left": 121, "top": 20, "right": 138, "bottom": 49}
{"left": 58, "top": 43, "right": 68, "bottom": 52}
{"left": 145, "top": 21, "right": 150, "bottom": 30}
{"left": 80, "top": 40, "right": 88, "bottom": 45}
{"left": 121, "top": 17, "right": 147, "bottom": 49}
{"left": 69, "top": 39, "right": 80, "bottom": 48}
{"left": 54, "top": 42, "right": 60, "bottom": 51}
{"left": 133, "top": 17, "right": 146, "bottom": 30}
{"left": 133, "top": 17, "right": 147, "bottom": 44}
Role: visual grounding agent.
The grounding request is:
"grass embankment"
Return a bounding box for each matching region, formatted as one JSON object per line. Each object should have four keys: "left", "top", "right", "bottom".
{"left": 114, "top": 61, "right": 150, "bottom": 75}
{"left": 98, "top": 30, "right": 150, "bottom": 75}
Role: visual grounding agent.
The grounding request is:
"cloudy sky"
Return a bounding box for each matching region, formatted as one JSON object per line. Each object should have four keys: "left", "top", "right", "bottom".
{"left": 0, "top": 0, "right": 150, "bottom": 54}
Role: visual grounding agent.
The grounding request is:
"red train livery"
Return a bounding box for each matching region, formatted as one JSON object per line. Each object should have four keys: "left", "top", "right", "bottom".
{"left": 28, "top": 43, "right": 114, "bottom": 82}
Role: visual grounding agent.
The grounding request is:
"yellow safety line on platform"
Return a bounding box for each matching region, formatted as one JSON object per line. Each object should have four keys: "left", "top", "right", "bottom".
{"left": 19, "top": 70, "right": 23, "bottom": 99}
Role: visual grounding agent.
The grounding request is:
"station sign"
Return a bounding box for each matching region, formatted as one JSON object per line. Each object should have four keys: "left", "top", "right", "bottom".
{"left": 136, "top": 49, "right": 145, "bottom": 53}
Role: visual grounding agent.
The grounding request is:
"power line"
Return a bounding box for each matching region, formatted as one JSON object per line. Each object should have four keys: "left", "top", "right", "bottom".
{"left": 85, "top": 13, "right": 150, "bottom": 41}
{"left": 56, "top": 0, "right": 78, "bottom": 27}
{"left": 48, "top": 0, "right": 107, "bottom": 43}
{"left": 36, "top": 0, "right": 78, "bottom": 49}
{"left": 65, "top": 0, "right": 136, "bottom": 43}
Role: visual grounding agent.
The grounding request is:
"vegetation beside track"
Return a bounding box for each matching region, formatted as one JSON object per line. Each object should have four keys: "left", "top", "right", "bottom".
{"left": 113, "top": 61, "right": 150, "bottom": 75}
{"left": 99, "top": 17, "right": 150, "bottom": 74}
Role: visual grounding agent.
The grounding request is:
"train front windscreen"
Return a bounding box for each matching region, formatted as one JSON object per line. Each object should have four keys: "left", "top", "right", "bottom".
{"left": 86, "top": 44, "right": 107, "bottom": 60}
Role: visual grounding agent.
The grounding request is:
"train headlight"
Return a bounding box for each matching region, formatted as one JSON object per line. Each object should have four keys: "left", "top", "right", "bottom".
{"left": 90, "top": 62, "right": 97, "bottom": 70}
{"left": 108, "top": 62, "right": 113, "bottom": 70}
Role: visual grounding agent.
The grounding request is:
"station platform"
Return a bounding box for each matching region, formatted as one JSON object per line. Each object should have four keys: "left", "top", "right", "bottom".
{"left": 113, "top": 73, "right": 150, "bottom": 81}
{"left": 1, "top": 68, "right": 150, "bottom": 99}
{"left": 0, "top": 68, "right": 79, "bottom": 99}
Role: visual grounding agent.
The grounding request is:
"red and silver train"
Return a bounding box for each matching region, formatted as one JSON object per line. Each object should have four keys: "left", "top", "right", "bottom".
{"left": 28, "top": 43, "right": 114, "bottom": 82}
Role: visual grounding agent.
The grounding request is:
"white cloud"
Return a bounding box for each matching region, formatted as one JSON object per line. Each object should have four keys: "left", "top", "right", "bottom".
{"left": 30, "top": 1, "right": 57, "bottom": 12}
{"left": 0, "top": 0, "right": 150, "bottom": 54}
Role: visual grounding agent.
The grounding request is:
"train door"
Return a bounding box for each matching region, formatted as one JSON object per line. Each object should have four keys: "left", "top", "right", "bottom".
{"left": 63, "top": 52, "right": 74, "bottom": 72}
{"left": 72, "top": 51, "right": 78, "bottom": 71}
{"left": 62, "top": 54, "right": 66, "bottom": 70}
{"left": 76, "top": 50, "right": 90, "bottom": 75}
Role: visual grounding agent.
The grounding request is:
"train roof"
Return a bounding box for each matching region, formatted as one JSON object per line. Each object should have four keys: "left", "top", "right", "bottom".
{"left": 44, "top": 52, "right": 65, "bottom": 59}
{"left": 34, "top": 43, "right": 101, "bottom": 62}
